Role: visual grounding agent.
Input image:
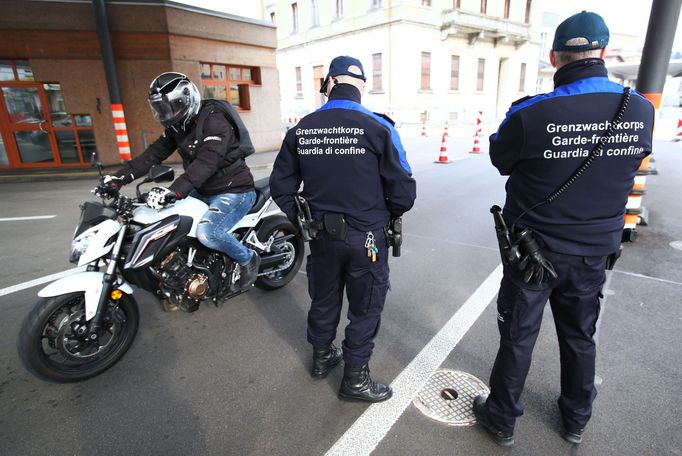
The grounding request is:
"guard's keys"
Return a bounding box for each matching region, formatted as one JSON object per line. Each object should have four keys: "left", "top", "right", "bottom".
{"left": 365, "top": 231, "right": 378, "bottom": 262}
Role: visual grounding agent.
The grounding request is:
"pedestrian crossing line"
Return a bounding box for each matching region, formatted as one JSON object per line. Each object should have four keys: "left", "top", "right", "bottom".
{"left": 325, "top": 264, "right": 503, "bottom": 456}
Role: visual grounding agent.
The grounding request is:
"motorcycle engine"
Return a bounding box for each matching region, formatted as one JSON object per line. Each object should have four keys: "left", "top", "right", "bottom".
{"left": 157, "top": 249, "right": 209, "bottom": 312}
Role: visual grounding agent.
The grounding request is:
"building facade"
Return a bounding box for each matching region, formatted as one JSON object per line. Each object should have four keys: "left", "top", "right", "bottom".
{"left": 0, "top": 0, "right": 281, "bottom": 170}
{"left": 268, "top": 0, "right": 541, "bottom": 128}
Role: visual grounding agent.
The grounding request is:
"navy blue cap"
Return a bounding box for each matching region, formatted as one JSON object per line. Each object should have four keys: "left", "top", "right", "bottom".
{"left": 319, "top": 55, "right": 366, "bottom": 93}
{"left": 552, "top": 11, "right": 609, "bottom": 52}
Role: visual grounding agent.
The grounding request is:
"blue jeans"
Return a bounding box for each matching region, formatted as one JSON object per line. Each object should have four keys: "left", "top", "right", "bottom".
{"left": 191, "top": 190, "right": 256, "bottom": 265}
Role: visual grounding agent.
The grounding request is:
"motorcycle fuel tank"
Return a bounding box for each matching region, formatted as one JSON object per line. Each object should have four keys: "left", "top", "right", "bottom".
{"left": 133, "top": 196, "right": 207, "bottom": 238}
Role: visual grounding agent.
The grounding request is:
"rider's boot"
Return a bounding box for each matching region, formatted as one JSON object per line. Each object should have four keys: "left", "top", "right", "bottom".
{"left": 240, "top": 250, "right": 261, "bottom": 288}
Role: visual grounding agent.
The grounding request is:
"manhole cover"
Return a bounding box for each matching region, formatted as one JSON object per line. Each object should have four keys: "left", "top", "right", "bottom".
{"left": 670, "top": 241, "right": 682, "bottom": 251}
{"left": 413, "top": 369, "right": 489, "bottom": 426}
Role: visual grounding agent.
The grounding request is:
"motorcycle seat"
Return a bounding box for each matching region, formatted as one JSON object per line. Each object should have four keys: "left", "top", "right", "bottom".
{"left": 248, "top": 176, "right": 271, "bottom": 214}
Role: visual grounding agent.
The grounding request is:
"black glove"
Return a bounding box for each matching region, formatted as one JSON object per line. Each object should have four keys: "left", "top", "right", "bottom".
{"left": 516, "top": 229, "right": 558, "bottom": 284}
{"left": 95, "top": 175, "right": 122, "bottom": 198}
{"left": 520, "top": 252, "right": 558, "bottom": 284}
{"left": 146, "top": 186, "right": 177, "bottom": 210}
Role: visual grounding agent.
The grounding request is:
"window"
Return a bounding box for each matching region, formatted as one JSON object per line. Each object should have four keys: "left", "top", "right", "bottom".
{"left": 422, "top": 0, "right": 432, "bottom": 6}
{"left": 335, "top": 0, "right": 344, "bottom": 19}
{"left": 421, "top": 52, "right": 431, "bottom": 90}
{"left": 371, "top": 0, "right": 382, "bottom": 8}
{"left": 525, "top": 0, "right": 532, "bottom": 23}
{"left": 450, "top": 55, "right": 460, "bottom": 91}
{"left": 270, "top": 11, "right": 276, "bottom": 24}
{"left": 453, "top": 0, "right": 461, "bottom": 8}
{"left": 477, "top": 58, "right": 485, "bottom": 91}
{"left": 519, "top": 63, "right": 527, "bottom": 92}
{"left": 481, "top": 0, "right": 487, "bottom": 14}
{"left": 0, "top": 59, "right": 34, "bottom": 81}
{"left": 311, "top": 0, "right": 319, "bottom": 26}
{"left": 540, "top": 31, "right": 549, "bottom": 55}
{"left": 295, "top": 66, "right": 302, "bottom": 96}
{"left": 504, "top": 0, "right": 510, "bottom": 19}
{"left": 200, "top": 62, "right": 260, "bottom": 110}
{"left": 372, "top": 53, "right": 383, "bottom": 91}
{"left": 45, "top": 84, "right": 96, "bottom": 163}
{"left": 291, "top": 3, "right": 299, "bottom": 33}
{"left": 0, "top": 62, "right": 95, "bottom": 167}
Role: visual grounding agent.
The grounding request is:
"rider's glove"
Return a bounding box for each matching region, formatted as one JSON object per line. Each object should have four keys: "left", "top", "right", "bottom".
{"left": 146, "top": 186, "right": 177, "bottom": 210}
{"left": 95, "top": 175, "right": 123, "bottom": 198}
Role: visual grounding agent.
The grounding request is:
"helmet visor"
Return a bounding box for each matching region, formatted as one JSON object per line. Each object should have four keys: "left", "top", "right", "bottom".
{"left": 148, "top": 94, "right": 187, "bottom": 126}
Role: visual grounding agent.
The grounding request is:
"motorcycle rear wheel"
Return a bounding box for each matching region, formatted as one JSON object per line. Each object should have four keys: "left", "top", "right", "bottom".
{"left": 255, "top": 217, "right": 305, "bottom": 290}
{"left": 17, "top": 292, "right": 139, "bottom": 383}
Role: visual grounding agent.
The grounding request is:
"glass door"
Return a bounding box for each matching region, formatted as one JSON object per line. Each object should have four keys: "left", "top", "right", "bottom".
{"left": 0, "top": 82, "right": 59, "bottom": 166}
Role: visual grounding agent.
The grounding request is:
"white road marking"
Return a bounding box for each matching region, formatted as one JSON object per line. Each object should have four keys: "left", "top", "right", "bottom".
{"left": 612, "top": 269, "right": 682, "bottom": 286}
{"left": 0, "top": 267, "right": 86, "bottom": 297}
{"left": 406, "top": 232, "right": 498, "bottom": 252}
{"left": 0, "top": 215, "right": 56, "bottom": 222}
{"left": 324, "top": 263, "right": 504, "bottom": 456}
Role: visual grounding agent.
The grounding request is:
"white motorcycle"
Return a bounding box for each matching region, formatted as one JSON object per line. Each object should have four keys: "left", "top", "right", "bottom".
{"left": 17, "top": 164, "right": 304, "bottom": 382}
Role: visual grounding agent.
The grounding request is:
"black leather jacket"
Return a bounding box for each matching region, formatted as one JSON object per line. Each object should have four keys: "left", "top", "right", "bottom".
{"left": 116, "top": 103, "right": 254, "bottom": 197}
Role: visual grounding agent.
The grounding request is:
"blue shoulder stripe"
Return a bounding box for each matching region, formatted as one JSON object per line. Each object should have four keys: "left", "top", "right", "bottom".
{"left": 492, "top": 77, "right": 647, "bottom": 140}
{"left": 316, "top": 99, "right": 412, "bottom": 174}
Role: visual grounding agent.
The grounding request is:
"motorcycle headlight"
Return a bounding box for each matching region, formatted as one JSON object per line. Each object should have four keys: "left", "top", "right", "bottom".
{"left": 70, "top": 230, "right": 97, "bottom": 264}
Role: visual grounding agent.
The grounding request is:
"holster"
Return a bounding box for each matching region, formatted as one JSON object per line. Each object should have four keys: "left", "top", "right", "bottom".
{"left": 293, "top": 195, "right": 347, "bottom": 241}
{"left": 322, "top": 213, "right": 347, "bottom": 240}
{"left": 606, "top": 247, "right": 622, "bottom": 270}
{"left": 294, "top": 195, "right": 317, "bottom": 241}
{"left": 490, "top": 205, "right": 557, "bottom": 283}
{"left": 386, "top": 217, "right": 402, "bottom": 257}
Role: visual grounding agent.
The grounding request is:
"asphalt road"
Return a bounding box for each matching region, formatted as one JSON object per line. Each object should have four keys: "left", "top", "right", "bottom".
{"left": 0, "top": 136, "right": 680, "bottom": 456}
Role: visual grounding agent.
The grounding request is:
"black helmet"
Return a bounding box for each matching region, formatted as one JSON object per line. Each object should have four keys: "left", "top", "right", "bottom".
{"left": 148, "top": 72, "right": 201, "bottom": 131}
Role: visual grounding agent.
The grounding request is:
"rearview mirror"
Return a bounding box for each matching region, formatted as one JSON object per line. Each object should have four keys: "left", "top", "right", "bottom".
{"left": 90, "top": 152, "right": 103, "bottom": 175}
{"left": 147, "top": 165, "right": 174, "bottom": 183}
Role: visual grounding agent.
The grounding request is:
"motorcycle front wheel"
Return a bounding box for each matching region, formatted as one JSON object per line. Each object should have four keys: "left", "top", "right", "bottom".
{"left": 17, "top": 292, "right": 139, "bottom": 382}
{"left": 255, "top": 217, "right": 305, "bottom": 290}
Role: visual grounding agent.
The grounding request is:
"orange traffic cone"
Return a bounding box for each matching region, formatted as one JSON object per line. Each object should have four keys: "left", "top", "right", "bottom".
{"left": 470, "top": 111, "right": 482, "bottom": 154}
{"left": 434, "top": 134, "right": 451, "bottom": 164}
{"left": 420, "top": 121, "right": 428, "bottom": 137}
{"left": 443, "top": 120, "right": 449, "bottom": 138}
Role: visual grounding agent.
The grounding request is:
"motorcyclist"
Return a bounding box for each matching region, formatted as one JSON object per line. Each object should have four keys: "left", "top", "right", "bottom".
{"left": 98, "top": 72, "right": 260, "bottom": 308}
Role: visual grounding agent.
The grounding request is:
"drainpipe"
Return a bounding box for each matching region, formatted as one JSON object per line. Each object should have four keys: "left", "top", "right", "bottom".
{"left": 92, "top": 0, "right": 131, "bottom": 162}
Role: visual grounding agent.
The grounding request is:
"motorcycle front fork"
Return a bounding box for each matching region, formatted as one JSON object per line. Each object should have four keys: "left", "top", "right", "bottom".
{"left": 88, "top": 224, "right": 128, "bottom": 338}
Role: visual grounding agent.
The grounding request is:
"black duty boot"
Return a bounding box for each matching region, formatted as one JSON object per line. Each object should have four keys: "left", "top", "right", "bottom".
{"left": 338, "top": 364, "right": 392, "bottom": 402}
{"left": 560, "top": 422, "right": 584, "bottom": 444}
{"left": 240, "top": 251, "right": 261, "bottom": 288}
{"left": 311, "top": 344, "right": 343, "bottom": 378}
{"left": 473, "top": 395, "right": 515, "bottom": 447}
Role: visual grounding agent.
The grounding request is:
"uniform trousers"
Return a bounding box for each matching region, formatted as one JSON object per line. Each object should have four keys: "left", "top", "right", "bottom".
{"left": 486, "top": 249, "right": 608, "bottom": 434}
{"left": 305, "top": 228, "right": 390, "bottom": 367}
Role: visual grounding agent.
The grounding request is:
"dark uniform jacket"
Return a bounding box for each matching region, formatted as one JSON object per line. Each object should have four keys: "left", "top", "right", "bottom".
{"left": 490, "top": 59, "right": 654, "bottom": 256}
{"left": 115, "top": 101, "right": 254, "bottom": 197}
{"left": 270, "top": 84, "right": 416, "bottom": 231}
